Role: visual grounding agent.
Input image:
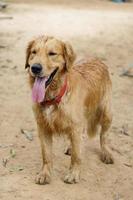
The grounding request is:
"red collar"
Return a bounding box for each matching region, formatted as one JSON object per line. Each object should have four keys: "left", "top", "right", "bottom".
{"left": 41, "top": 77, "right": 67, "bottom": 106}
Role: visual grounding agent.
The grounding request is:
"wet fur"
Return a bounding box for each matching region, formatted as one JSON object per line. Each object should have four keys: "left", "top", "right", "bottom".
{"left": 25, "top": 36, "right": 114, "bottom": 184}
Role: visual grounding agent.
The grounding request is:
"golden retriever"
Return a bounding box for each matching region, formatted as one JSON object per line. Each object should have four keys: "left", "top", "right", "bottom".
{"left": 25, "top": 35, "right": 113, "bottom": 185}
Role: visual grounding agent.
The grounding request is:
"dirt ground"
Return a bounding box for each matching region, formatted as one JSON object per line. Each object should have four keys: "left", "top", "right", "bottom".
{"left": 0, "top": 0, "right": 133, "bottom": 200}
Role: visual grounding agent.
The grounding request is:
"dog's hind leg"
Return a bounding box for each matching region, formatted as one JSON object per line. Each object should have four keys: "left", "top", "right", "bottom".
{"left": 100, "top": 107, "right": 114, "bottom": 164}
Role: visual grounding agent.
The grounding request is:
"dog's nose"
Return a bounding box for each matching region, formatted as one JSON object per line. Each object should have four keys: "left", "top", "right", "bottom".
{"left": 31, "top": 63, "right": 42, "bottom": 74}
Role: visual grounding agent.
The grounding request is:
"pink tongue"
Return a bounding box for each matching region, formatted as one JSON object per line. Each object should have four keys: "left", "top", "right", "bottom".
{"left": 32, "top": 77, "right": 47, "bottom": 103}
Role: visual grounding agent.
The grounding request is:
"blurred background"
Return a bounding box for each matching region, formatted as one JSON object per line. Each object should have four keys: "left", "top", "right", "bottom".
{"left": 0, "top": 1, "right": 133, "bottom": 200}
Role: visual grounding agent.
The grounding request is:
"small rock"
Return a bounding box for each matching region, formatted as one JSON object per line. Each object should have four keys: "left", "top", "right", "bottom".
{"left": 12, "top": 66, "right": 18, "bottom": 70}
{"left": 0, "top": 1, "right": 7, "bottom": 9}
{"left": 1, "top": 65, "right": 8, "bottom": 69}
{"left": 21, "top": 129, "right": 33, "bottom": 141}
{"left": 124, "top": 163, "right": 132, "bottom": 168}
{"left": 10, "top": 149, "right": 16, "bottom": 158}
{"left": 21, "top": 145, "right": 26, "bottom": 148}
{"left": 114, "top": 194, "right": 124, "bottom": 200}
{"left": 6, "top": 59, "right": 12, "bottom": 63}
{"left": 9, "top": 165, "right": 24, "bottom": 172}
{"left": 0, "top": 144, "right": 14, "bottom": 148}
{"left": 120, "top": 66, "right": 133, "bottom": 78}
{"left": 120, "top": 124, "right": 129, "bottom": 136}
{"left": 0, "top": 45, "right": 6, "bottom": 48}
{"left": 2, "top": 158, "right": 9, "bottom": 167}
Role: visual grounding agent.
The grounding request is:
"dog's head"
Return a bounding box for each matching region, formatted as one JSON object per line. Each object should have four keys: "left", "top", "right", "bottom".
{"left": 25, "top": 36, "right": 76, "bottom": 103}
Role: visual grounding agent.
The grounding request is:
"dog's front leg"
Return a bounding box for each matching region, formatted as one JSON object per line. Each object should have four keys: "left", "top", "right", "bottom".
{"left": 64, "top": 127, "right": 82, "bottom": 184}
{"left": 35, "top": 124, "right": 52, "bottom": 185}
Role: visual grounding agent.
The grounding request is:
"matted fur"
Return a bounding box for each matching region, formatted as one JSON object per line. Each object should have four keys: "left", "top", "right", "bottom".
{"left": 25, "top": 36, "right": 113, "bottom": 184}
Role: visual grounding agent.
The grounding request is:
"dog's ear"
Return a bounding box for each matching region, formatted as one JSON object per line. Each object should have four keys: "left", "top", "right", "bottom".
{"left": 25, "top": 40, "right": 34, "bottom": 69}
{"left": 63, "top": 42, "right": 76, "bottom": 71}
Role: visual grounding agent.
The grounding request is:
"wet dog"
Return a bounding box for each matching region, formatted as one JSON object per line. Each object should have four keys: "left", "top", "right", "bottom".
{"left": 25, "top": 35, "right": 113, "bottom": 184}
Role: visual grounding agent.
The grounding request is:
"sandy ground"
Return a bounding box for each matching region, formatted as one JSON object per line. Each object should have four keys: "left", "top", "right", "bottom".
{"left": 0, "top": 1, "right": 133, "bottom": 200}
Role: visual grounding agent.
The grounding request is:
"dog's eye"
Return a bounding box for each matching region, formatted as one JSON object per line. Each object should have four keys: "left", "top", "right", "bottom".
{"left": 48, "top": 52, "right": 57, "bottom": 56}
{"left": 32, "top": 50, "right": 36, "bottom": 54}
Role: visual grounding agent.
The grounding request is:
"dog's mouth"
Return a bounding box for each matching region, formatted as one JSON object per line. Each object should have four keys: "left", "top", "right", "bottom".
{"left": 32, "top": 67, "right": 58, "bottom": 103}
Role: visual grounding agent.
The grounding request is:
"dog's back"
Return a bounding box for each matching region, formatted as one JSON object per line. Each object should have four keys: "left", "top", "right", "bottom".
{"left": 72, "top": 58, "right": 112, "bottom": 137}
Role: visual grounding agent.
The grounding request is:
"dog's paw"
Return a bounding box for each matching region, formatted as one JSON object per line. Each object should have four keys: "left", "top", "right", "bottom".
{"left": 101, "top": 151, "right": 114, "bottom": 164}
{"left": 64, "top": 169, "right": 80, "bottom": 184}
{"left": 35, "top": 170, "right": 51, "bottom": 185}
